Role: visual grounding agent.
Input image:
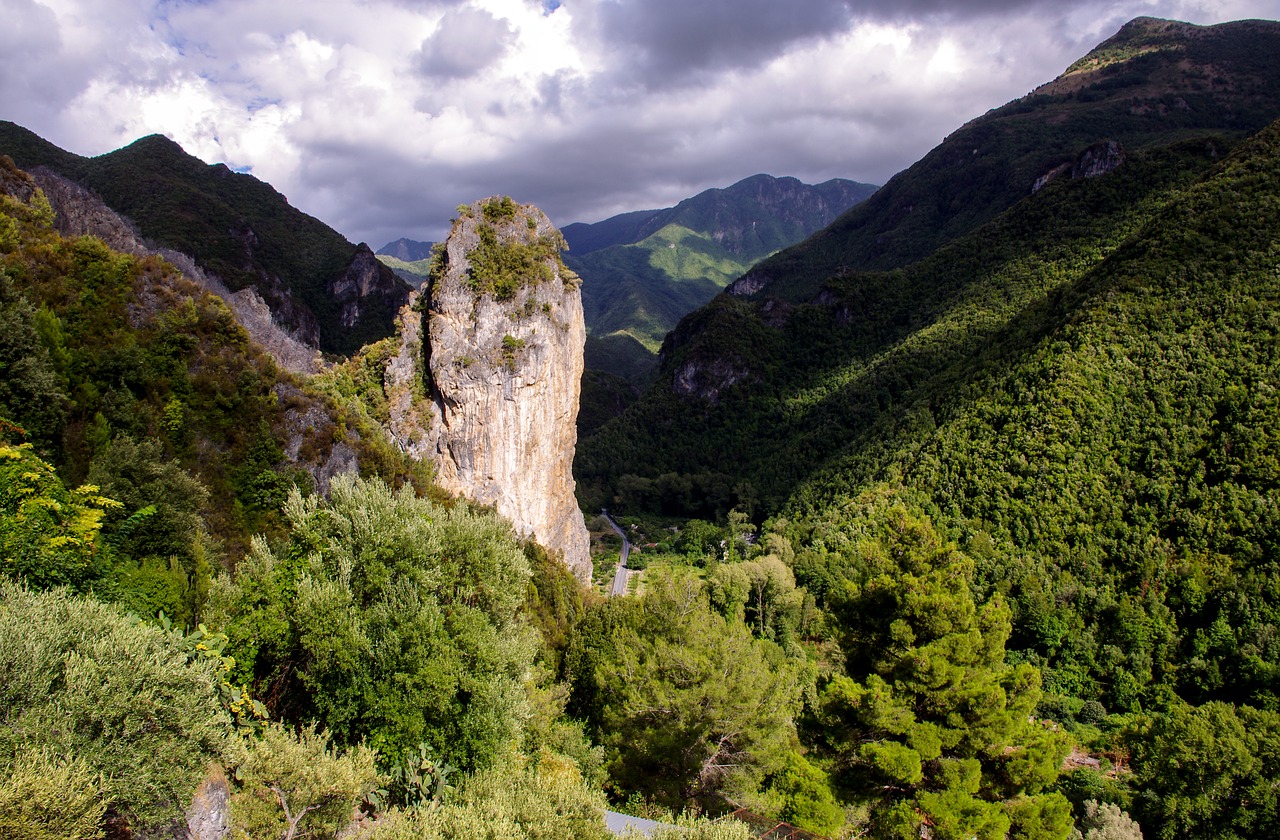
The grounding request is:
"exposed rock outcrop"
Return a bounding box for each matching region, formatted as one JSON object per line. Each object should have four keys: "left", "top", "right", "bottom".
{"left": 1072, "top": 139, "right": 1127, "bottom": 179}
{"left": 22, "top": 164, "right": 324, "bottom": 374}
{"left": 387, "top": 198, "right": 591, "bottom": 581}
{"left": 332, "top": 243, "right": 407, "bottom": 330}
{"left": 1032, "top": 140, "right": 1127, "bottom": 193}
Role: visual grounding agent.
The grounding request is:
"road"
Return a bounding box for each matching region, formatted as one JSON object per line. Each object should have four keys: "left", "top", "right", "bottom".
{"left": 602, "top": 510, "right": 632, "bottom": 597}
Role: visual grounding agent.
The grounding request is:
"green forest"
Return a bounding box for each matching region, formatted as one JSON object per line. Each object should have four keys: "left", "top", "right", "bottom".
{"left": 5, "top": 16, "right": 1280, "bottom": 840}
{"left": 572, "top": 57, "right": 1280, "bottom": 840}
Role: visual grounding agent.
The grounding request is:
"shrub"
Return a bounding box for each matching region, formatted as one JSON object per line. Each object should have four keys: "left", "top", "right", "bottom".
{"left": 0, "top": 582, "right": 231, "bottom": 830}
{"left": 0, "top": 749, "right": 106, "bottom": 840}
{"left": 229, "top": 723, "right": 379, "bottom": 840}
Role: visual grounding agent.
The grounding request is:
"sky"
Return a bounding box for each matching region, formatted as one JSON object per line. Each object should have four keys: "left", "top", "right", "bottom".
{"left": 2, "top": 0, "right": 1276, "bottom": 247}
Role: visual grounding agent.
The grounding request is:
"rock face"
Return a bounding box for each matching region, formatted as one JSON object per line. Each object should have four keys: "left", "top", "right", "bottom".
{"left": 394, "top": 198, "right": 591, "bottom": 581}
{"left": 21, "top": 164, "right": 324, "bottom": 374}
{"left": 332, "top": 243, "right": 408, "bottom": 331}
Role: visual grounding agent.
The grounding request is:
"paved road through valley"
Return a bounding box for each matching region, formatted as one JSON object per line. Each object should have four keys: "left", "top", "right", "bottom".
{"left": 602, "top": 510, "right": 632, "bottom": 597}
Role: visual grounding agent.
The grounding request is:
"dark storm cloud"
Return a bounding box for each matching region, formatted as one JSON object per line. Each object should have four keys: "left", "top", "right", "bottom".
{"left": 414, "top": 7, "right": 516, "bottom": 79}
{"left": 584, "top": 0, "right": 1062, "bottom": 86}
{"left": 591, "top": 0, "right": 856, "bottom": 83}
{"left": 845, "top": 0, "right": 1055, "bottom": 18}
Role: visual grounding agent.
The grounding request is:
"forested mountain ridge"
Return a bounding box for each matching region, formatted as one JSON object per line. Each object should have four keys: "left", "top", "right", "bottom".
{"left": 0, "top": 153, "right": 432, "bottom": 593}
{"left": 564, "top": 174, "right": 876, "bottom": 384}
{"left": 732, "top": 16, "right": 1280, "bottom": 302}
{"left": 0, "top": 121, "right": 409, "bottom": 355}
{"left": 563, "top": 174, "right": 877, "bottom": 259}
{"left": 574, "top": 30, "right": 1280, "bottom": 836}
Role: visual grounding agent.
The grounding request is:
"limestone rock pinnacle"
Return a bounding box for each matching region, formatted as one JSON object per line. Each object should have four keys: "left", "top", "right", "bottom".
{"left": 389, "top": 197, "right": 591, "bottom": 581}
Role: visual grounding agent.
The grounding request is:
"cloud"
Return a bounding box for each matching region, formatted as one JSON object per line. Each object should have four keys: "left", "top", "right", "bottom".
{"left": 414, "top": 7, "right": 517, "bottom": 79}
{"left": 589, "top": 0, "right": 855, "bottom": 85}
{"left": 1, "top": 0, "right": 1275, "bottom": 251}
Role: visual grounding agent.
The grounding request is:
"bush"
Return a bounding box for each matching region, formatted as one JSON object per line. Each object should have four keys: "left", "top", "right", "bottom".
{"left": 365, "top": 752, "right": 610, "bottom": 840}
{"left": 230, "top": 723, "right": 379, "bottom": 840}
{"left": 0, "top": 582, "right": 231, "bottom": 830}
{"left": 0, "top": 749, "right": 106, "bottom": 840}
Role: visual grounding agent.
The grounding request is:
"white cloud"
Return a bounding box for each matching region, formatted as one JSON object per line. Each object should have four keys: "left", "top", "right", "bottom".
{"left": 2, "top": 0, "right": 1276, "bottom": 248}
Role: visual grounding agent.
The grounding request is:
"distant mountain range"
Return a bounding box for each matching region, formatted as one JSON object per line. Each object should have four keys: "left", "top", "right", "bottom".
{"left": 0, "top": 122, "right": 408, "bottom": 355}
{"left": 560, "top": 174, "right": 877, "bottom": 390}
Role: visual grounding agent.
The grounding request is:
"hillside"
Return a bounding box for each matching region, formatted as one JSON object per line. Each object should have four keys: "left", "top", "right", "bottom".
{"left": 564, "top": 174, "right": 877, "bottom": 381}
{"left": 578, "top": 17, "right": 1280, "bottom": 718}
{"left": 734, "top": 17, "right": 1280, "bottom": 302}
{"left": 0, "top": 122, "right": 409, "bottom": 355}
{"left": 0, "top": 153, "right": 434, "bottom": 605}
{"left": 377, "top": 237, "right": 435, "bottom": 262}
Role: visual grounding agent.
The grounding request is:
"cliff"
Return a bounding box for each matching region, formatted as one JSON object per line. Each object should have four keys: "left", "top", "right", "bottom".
{"left": 387, "top": 197, "right": 591, "bottom": 581}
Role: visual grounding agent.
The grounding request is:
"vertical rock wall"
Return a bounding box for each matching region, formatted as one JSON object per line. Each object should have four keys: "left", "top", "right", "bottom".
{"left": 390, "top": 198, "right": 591, "bottom": 581}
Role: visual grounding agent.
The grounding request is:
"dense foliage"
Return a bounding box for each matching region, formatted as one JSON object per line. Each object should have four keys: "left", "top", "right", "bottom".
{"left": 577, "top": 75, "right": 1280, "bottom": 840}
{"left": 0, "top": 161, "right": 429, "bottom": 617}
{"left": 209, "top": 475, "right": 537, "bottom": 770}
{"left": 0, "top": 582, "right": 231, "bottom": 828}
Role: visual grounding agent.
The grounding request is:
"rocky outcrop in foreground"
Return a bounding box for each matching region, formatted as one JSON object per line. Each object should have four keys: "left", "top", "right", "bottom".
{"left": 387, "top": 197, "right": 591, "bottom": 581}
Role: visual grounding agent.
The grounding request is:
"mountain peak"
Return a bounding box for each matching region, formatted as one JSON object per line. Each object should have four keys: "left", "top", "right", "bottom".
{"left": 733, "top": 15, "right": 1280, "bottom": 300}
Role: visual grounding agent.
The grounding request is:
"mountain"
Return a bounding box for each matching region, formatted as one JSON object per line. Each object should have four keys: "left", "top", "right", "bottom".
{"left": 564, "top": 174, "right": 877, "bottom": 382}
{"left": 375, "top": 237, "right": 436, "bottom": 287}
{"left": 576, "top": 15, "right": 1280, "bottom": 721}
{"left": 733, "top": 16, "right": 1280, "bottom": 303}
{"left": 0, "top": 153, "right": 431, "bottom": 573}
{"left": 377, "top": 237, "right": 435, "bottom": 261}
{"left": 0, "top": 122, "right": 409, "bottom": 356}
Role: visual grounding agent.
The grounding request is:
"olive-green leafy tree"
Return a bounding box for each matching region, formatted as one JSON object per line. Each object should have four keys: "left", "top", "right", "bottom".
{"left": 0, "top": 749, "right": 106, "bottom": 840}
{"left": 230, "top": 722, "right": 379, "bottom": 840}
{"left": 0, "top": 582, "right": 231, "bottom": 832}
{"left": 584, "top": 571, "right": 804, "bottom": 809}
{"left": 364, "top": 751, "right": 612, "bottom": 840}
{"left": 210, "top": 474, "right": 537, "bottom": 773}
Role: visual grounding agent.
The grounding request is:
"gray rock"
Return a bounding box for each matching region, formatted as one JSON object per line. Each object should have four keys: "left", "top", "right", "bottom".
{"left": 385, "top": 198, "right": 592, "bottom": 581}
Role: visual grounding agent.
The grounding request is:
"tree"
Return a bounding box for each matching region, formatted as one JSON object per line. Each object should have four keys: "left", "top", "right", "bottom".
{"left": 1073, "top": 800, "right": 1144, "bottom": 840}
{"left": 590, "top": 571, "right": 804, "bottom": 808}
{"left": 0, "top": 274, "right": 66, "bottom": 445}
{"left": 0, "top": 749, "right": 106, "bottom": 840}
{"left": 771, "top": 751, "right": 846, "bottom": 836}
{"left": 0, "top": 582, "right": 231, "bottom": 832}
{"left": 1127, "top": 700, "right": 1280, "bottom": 839}
{"left": 812, "top": 489, "right": 1071, "bottom": 838}
{"left": 364, "top": 751, "right": 613, "bottom": 840}
{"left": 89, "top": 435, "right": 211, "bottom": 624}
{"left": 0, "top": 441, "right": 118, "bottom": 590}
{"left": 211, "top": 474, "right": 537, "bottom": 772}
{"left": 230, "top": 723, "right": 379, "bottom": 840}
